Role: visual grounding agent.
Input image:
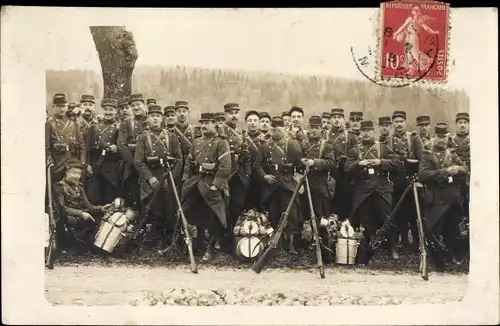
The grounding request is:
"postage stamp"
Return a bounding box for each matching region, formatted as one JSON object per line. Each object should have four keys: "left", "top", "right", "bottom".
{"left": 379, "top": 0, "right": 450, "bottom": 82}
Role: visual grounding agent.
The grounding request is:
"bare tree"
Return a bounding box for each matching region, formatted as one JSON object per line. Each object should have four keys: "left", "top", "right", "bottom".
{"left": 89, "top": 26, "right": 138, "bottom": 99}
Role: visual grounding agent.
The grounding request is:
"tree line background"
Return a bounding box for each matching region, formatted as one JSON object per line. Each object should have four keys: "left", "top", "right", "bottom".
{"left": 46, "top": 65, "right": 470, "bottom": 131}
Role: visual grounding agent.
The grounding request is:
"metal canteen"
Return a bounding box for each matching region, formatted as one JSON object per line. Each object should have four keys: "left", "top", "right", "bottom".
{"left": 236, "top": 236, "right": 264, "bottom": 259}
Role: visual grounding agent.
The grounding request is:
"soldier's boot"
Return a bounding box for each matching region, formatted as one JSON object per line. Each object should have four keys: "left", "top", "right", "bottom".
{"left": 288, "top": 234, "right": 298, "bottom": 255}
{"left": 202, "top": 235, "right": 217, "bottom": 262}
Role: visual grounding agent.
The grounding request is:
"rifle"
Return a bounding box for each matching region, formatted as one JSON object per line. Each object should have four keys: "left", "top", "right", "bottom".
{"left": 412, "top": 180, "right": 428, "bottom": 281}
{"left": 304, "top": 176, "right": 325, "bottom": 279}
{"left": 45, "top": 164, "right": 57, "bottom": 269}
{"left": 252, "top": 166, "right": 310, "bottom": 274}
{"left": 163, "top": 160, "right": 198, "bottom": 274}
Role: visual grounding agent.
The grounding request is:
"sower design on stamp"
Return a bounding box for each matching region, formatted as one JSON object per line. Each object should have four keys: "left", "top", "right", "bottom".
{"left": 380, "top": 0, "right": 450, "bottom": 82}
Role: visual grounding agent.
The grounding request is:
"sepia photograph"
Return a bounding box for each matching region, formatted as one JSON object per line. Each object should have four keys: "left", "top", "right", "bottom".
{"left": 2, "top": 3, "right": 498, "bottom": 325}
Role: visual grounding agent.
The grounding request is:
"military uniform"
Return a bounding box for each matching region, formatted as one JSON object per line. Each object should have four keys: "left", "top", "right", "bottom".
{"left": 418, "top": 123, "right": 468, "bottom": 269}
{"left": 325, "top": 108, "right": 359, "bottom": 219}
{"left": 173, "top": 101, "right": 202, "bottom": 164}
{"left": 53, "top": 161, "right": 106, "bottom": 250}
{"left": 86, "top": 99, "right": 121, "bottom": 205}
{"left": 45, "top": 93, "right": 87, "bottom": 182}
{"left": 416, "top": 115, "right": 433, "bottom": 150}
{"left": 345, "top": 121, "right": 401, "bottom": 260}
{"left": 378, "top": 116, "right": 392, "bottom": 144}
{"left": 134, "top": 105, "right": 183, "bottom": 245}
{"left": 181, "top": 113, "right": 232, "bottom": 259}
{"left": 386, "top": 111, "right": 424, "bottom": 249}
{"left": 254, "top": 116, "right": 303, "bottom": 252}
{"left": 78, "top": 95, "right": 98, "bottom": 146}
{"left": 243, "top": 111, "right": 267, "bottom": 212}
{"left": 219, "top": 103, "right": 252, "bottom": 233}
{"left": 349, "top": 111, "right": 364, "bottom": 143}
{"left": 301, "top": 116, "right": 335, "bottom": 218}
{"left": 117, "top": 94, "right": 149, "bottom": 209}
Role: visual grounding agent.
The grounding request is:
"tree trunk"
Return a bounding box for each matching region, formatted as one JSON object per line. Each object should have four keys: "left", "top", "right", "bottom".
{"left": 89, "top": 26, "right": 138, "bottom": 99}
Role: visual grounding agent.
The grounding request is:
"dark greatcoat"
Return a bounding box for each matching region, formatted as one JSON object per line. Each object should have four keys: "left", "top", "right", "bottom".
{"left": 418, "top": 147, "right": 467, "bottom": 231}
{"left": 243, "top": 130, "right": 266, "bottom": 211}
{"left": 45, "top": 114, "right": 87, "bottom": 182}
{"left": 325, "top": 127, "right": 358, "bottom": 218}
{"left": 181, "top": 132, "right": 232, "bottom": 228}
{"left": 86, "top": 119, "right": 121, "bottom": 205}
{"left": 345, "top": 140, "right": 401, "bottom": 227}
{"left": 117, "top": 114, "right": 148, "bottom": 207}
{"left": 300, "top": 137, "right": 335, "bottom": 218}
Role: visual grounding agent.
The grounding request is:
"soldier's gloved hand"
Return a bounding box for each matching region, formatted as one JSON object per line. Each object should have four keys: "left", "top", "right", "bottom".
{"left": 263, "top": 174, "right": 277, "bottom": 184}
{"left": 81, "top": 212, "right": 95, "bottom": 222}
{"left": 370, "top": 159, "right": 381, "bottom": 166}
{"left": 87, "top": 165, "right": 93, "bottom": 175}
{"left": 108, "top": 144, "right": 118, "bottom": 153}
{"left": 149, "top": 176, "right": 160, "bottom": 188}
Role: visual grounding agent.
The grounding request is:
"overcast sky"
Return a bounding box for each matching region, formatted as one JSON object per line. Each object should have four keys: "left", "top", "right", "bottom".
{"left": 37, "top": 8, "right": 473, "bottom": 90}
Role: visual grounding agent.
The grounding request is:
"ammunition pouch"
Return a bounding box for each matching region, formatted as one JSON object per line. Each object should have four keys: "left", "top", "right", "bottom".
{"left": 70, "top": 142, "right": 82, "bottom": 153}
{"left": 269, "top": 163, "right": 295, "bottom": 174}
{"left": 146, "top": 156, "right": 162, "bottom": 170}
{"left": 53, "top": 142, "right": 68, "bottom": 154}
{"left": 191, "top": 162, "right": 217, "bottom": 175}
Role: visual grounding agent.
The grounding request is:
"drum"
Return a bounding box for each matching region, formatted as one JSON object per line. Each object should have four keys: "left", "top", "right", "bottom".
{"left": 235, "top": 236, "right": 265, "bottom": 261}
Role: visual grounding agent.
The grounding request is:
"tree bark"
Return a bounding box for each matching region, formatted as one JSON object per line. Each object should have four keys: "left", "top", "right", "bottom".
{"left": 89, "top": 26, "right": 138, "bottom": 99}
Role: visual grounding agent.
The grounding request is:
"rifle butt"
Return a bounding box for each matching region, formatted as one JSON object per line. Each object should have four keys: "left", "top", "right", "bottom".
{"left": 251, "top": 246, "right": 273, "bottom": 274}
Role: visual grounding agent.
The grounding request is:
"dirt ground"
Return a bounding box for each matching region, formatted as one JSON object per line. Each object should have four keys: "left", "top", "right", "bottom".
{"left": 45, "top": 262, "right": 468, "bottom": 306}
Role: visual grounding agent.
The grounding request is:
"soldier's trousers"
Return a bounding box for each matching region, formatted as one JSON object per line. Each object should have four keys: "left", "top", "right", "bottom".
{"left": 331, "top": 174, "right": 353, "bottom": 220}
{"left": 146, "top": 187, "right": 178, "bottom": 241}
{"left": 428, "top": 205, "right": 461, "bottom": 264}
{"left": 228, "top": 176, "right": 246, "bottom": 231}
{"left": 392, "top": 182, "right": 420, "bottom": 246}
{"left": 244, "top": 175, "right": 263, "bottom": 212}
{"left": 87, "top": 174, "right": 118, "bottom": 205}
{"left": 353, "top": 192, "right": 398, "bottom": 252}
{"left": 302, "top": 189, "right": 330, "bottom": 220}
{"left": 122, "top": 174, "right": 141, "bottom": 210}
{"left": 266, "top": 187, "right": 301, "bottom": 236}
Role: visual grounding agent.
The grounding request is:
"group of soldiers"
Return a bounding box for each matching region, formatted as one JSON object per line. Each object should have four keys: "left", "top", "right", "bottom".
{"left": 46, "top": 92, "right": 470, "bottom": 271}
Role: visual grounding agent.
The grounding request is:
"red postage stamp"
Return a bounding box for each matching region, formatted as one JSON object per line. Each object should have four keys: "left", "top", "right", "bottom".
{"left": 379, "top": 0, "right": 450, "bottom": 82}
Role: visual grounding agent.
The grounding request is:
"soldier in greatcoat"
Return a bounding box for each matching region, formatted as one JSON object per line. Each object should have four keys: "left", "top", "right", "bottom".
{"left": 259, "top": 111, "right": 272, "bottom": 141}
{"left": 53, "top": 160, "right": 111, "bottom": 251}
{"left": 215, "top": 112, "right": 226, "bottom": 131}
{"left": 220, "top": 103, "right": 252, "bottom": 247}
{"left": 134, "top": 105, "right": 183, "bottom": 250}
{"left": 300, "top": 116, "right": 335, "bottom": 218}
{"left": 163, "top": 105, "right": 177, "bottom": 128}
{"left": 344, "top": 120, "right": 401, "bottom": 264}
{"left": 418, "top": 123, "right": 468, "bottom": 270}
{"left": 254, "top": 116, "right": 303, "bottom": 254}
{"left": 378, "top": 116, "right": 392, "bottom": 144}
{"left": 78, "top": 95, "right": 98, "bottom": 145}
{"left": 181, "top": 113, "right": 232, "bottom": 261}
{"left": 416, "top": 115, "right": 432, "bottom": 150}
{"left": 348, "top": 111, "right": 364, "bottom": 142}
{"left": 320, "top": 111, "right": 332, "bottom": 139}
{"left": 288, "top": 106, "right": 307, "bottom": 141}
{"left": 281, "top": 111, "right": 291, "bottom": 129}
{"left": 173, "top": 101, "right": 202, "bottom": 169}
{"left": 117, "top": 93, "right": 149, "bottom": 210}
{"left": 86, "top": 98, "right": 121, "bottom": 205}
{"left": 325, "top": 108, "right": 358, "bottom": 220}
{"left": 386, "top": 110, "right": 424, "bottom": 258}
{"left": 243, "top": 110, "right": 266, "bottom": 212}
{"left": 46, "top": 93, "right": 87, "bottom": 182}
{"left": 117, "top": 97, "right": 132, "bottom": 122}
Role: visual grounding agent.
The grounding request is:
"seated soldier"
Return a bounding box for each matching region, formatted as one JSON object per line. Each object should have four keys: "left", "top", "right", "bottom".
{"left": 53, "top": 160, "right": 111, "bottom": 252}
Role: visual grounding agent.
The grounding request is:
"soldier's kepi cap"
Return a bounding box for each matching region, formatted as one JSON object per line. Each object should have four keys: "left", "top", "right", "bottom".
{"left": 281, "top": 111, "right": 290, "bottom": 118}
{"left": 148, "top": 105, "right": 163, "bottom": 115}
{"left": 392, "top": 110, "right": 407, "bottom": 120}
{"left": 321, "top": 112, "right": 331, "bottom": 119}
{"left": 270, "top": 116, "right": 285, "bottom": 128}
{"left": 360, "top": 120, "right": 375, "bottom": 130}
{"left": 289, "top": 106, "right": 304, "bottom": 116}
{"left": 175, "top": 100, "right": 189, "bottom": 110}
{"left": 164, "top": 106, "right": 175, "bottom": 115}
{"left": 53, "top": 93, "right": 68, "bottom": 105}
{"left": 118, "top": 97, "right": 130, "bottom": 107}
{"left": 308, "top": 115, "right": 322, "bottom": 126}
{"left": 456, "top": 112, "right": 470, "bottom": 122}
{"left": 129, "top": 94, "right": 145, "bottom": 103}
{"left": 224, "top": 102, "right": 240, "bottom": 112}
{"left": 245, "top": 110, "right": 260, "bottom": 120}
{"left": 80, "top": 94, "right": 95, "bottom": 104}
{"left": 259, "top": 112, "right": 271, "bottom": 120}
{"left": 147, "top": 98, "right": 156, "bottom": 105}
{"left": 101, "top": 98, "right": 117, "bottom": 108}
{"left": 66, "top": 159, "right": 85, "bottom": 171}
{"left": 378, "top": 116, "right": 392, "bottom": 125}
{"left": 435, "top": 122, "right": 449, "bottom": 136}
{"left": 215, "top": 112, "right": 226, "bottom": 120}
{"left": 199, "top": 112, "right": 215, "bottom": 122}
{"left": 331, "top": 108, "right": 345, "bottom": 117}
{"left": 416, "top": 115, "right": 431, "bottom": 125}
{"left": 349, "top": 111, "right": 363, "bottom": 121}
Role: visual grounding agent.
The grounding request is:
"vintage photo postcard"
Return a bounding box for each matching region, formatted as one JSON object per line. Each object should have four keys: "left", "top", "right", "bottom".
{"left": 1, "top": 4, "right": 498, "bottom": 325}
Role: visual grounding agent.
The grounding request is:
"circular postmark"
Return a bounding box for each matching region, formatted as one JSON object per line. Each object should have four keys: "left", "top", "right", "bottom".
{"left": 351, "top": 24, "right": 440, "bottom": 88}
